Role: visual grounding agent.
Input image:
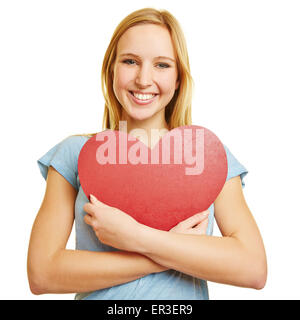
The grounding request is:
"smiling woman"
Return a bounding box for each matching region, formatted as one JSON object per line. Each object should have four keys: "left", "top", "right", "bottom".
{"left": 112, "top": 23, "right": 179, "bottom": 127}
{"left": 101, "top": 8, "right": 194, "bottom": 134}
{"left": 28, "top": 7, "right": 267, "bottom": 301}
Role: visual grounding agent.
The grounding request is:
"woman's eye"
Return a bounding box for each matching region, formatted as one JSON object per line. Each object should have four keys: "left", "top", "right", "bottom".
{"left": 122, "top": 59, "right": 170, "bottom": 69}
{"left": 157, "top": 63, "right": 170, "bottom": 69}
{"left": 123, "top": 59, "right": 136, "bottom": 65}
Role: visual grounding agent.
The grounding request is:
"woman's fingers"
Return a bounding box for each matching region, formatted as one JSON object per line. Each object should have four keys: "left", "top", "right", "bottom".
{"left": 83, "top": 194, "right": 106, "bottom": 215}
{"left": 192, "top": 217, "right": 209, "bottom": 234}
{"left": 169, "top": 210, "right": 210, "bottom": 234}
{"left": 83, "top": 213, "right": 94, "bottom": 226}
{"left": 83, "top": 202, "right": 94, "bottom": 215}
{"left": 179, "top": 210, "right": 209, "bottom": 228}
{"left": 83, "top": 195, "right": 112, "bottom": 230}
{"left": 90, "top": 194, "right": 107, "bottom": 207}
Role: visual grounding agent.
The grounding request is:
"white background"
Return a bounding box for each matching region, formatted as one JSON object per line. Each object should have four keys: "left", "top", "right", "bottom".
{"left": 0, "top": 0, "right": 299, "bottom": 300}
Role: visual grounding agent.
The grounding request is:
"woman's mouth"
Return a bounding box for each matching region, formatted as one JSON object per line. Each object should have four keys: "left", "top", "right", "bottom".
{"left": 129, "top": 91, "right": 158, "bottom": 105}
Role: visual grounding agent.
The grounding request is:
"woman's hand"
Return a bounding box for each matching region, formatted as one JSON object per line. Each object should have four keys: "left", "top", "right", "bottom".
{"left": 84, "top": 193, "right": 209, "bottom": 251}
{"left": 83, "top": 194, "right": 142, "bottom": 252}
{"left": 169, "top": 210, "right": 209, "bottom": 235}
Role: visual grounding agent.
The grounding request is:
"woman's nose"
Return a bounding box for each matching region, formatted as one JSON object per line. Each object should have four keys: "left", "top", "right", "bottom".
{"left": 135, "top": 63, "right": 153, "bottom": 87}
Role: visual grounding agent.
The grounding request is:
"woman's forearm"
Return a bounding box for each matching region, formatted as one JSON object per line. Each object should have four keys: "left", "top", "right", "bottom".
{"left": 30, "top": 249, "right": 167, "bottom": 294}
{"left": 135, "top": 225, "right": 266, "bottom": 289}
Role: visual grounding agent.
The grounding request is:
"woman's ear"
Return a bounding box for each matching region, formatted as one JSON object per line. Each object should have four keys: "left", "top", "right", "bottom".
{"left": 175, "top": 78, "right": 180, "bottom": 90}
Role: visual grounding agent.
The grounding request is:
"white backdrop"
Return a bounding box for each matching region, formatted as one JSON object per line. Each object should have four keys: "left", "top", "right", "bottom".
{"left": 1, "top": 0, "right": 299, "bottom": 300}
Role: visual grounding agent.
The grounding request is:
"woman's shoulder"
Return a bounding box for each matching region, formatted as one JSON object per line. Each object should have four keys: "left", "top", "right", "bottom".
{"left": 37, "top": 134, "right": 92, "bottom": 190}
{"left": 60, "top": 134, "right": 91, "bottom": 149}
{"left": 222, "top": 144, "right": 248, "bottom": 187}
{"left": 54, "top": 134, "right": 93, "bottom": 164}
{"left": 44, "top": 134, "right": 91, "bottom": 162}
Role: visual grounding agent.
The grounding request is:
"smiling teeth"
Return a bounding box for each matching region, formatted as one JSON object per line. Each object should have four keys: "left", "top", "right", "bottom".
{"left": 133, "top": 92, "right": 155, "bottom": 100}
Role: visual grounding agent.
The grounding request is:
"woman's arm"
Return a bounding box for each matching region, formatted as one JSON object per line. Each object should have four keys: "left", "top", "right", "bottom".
{"left": 88, "top": 176, "right": 267, "bottom": 290}
{"left": 136, "top": 176, "right": 267, "bottom": 289}
{"left": 27, "top": 166, "right": 167, "bottom": 295}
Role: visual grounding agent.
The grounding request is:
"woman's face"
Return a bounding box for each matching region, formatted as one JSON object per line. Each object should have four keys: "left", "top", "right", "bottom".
{"left": 112, "top": 24, "right": 179, "bottom": 123}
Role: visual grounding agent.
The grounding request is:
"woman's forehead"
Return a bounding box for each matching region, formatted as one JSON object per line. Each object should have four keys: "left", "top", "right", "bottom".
{"left": 116, "top": 24, "right": 176, "bottom": 59}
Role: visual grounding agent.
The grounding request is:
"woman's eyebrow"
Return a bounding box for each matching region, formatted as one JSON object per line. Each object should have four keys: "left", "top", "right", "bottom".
{"left": 119, "top": 53, "right": 175, "bottom": 63}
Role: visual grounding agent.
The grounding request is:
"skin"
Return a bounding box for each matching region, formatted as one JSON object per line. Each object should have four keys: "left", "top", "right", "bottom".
{"left": 112, "top": 23, "right": 179, "bottom": 147}
{"left": 27, "top": 24, "right": 267, "bottom": 295}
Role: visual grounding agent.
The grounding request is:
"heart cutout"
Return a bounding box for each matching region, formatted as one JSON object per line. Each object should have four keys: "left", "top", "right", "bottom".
{"left": 78, "top": 125, "right": 227, "bottom": 231}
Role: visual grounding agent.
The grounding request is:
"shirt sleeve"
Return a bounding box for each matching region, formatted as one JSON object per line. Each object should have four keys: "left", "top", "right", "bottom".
{"left": 223, "top": 144, "right": 248, "bottom": 188}
{"left": 37, "top": 135, "right": 88, "bottom": 190}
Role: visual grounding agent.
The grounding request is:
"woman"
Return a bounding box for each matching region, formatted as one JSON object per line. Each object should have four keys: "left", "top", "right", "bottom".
{"left": 27, "top": 7, "right": 267, "bottom": 300}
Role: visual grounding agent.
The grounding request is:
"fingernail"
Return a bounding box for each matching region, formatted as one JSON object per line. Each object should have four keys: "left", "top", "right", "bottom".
{"left": 90, "top": 194, "right": 96, "bottom": 202}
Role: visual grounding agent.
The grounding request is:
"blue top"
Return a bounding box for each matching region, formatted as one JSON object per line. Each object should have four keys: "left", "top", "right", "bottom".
{"left": 37, "top": 134, "right": 248, "bottom": 300}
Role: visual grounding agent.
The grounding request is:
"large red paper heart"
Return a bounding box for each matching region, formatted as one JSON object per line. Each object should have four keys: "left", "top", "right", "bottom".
{"left": 78, "top": 125, "right": 227, "bottom": 231}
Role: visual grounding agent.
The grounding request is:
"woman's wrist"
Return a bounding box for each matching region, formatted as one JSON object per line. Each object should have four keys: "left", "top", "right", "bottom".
{"left": 145, "top": 255, "right": 169, "bottom": 273}
{"left": 126, "top": 223, "right": 169, "bottom": 273}
{"left": 135, "top": 222, "right": 166, "bottom": 255}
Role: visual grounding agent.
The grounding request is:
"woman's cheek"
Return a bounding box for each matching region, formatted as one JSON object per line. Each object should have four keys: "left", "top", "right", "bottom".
{"left": 116, "top": 65, "right": 135, "bottom": 86}
{"left": 113, "top": 72, "right": 128, "bottom": 102}
{"left": 159, "top": 72, "right": 178, "bottom": 92}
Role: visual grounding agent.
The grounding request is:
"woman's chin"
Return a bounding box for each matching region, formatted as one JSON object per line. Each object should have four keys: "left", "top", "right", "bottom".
{"left": 124, "top": 109, "right": 157, "bottom": 122}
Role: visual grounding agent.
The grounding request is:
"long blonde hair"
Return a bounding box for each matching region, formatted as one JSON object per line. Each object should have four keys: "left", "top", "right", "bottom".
{"left": 77, "top": 7, "right": 193, "bottom": 138}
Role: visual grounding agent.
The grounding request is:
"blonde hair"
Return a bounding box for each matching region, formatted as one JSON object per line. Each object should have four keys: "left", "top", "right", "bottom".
{"left": 77, "top": 7, "right": 193, "bottom": 137}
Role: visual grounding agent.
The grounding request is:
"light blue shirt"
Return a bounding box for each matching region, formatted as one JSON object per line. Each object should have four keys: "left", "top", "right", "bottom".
{"left": 37, "top": 134, "right": 248, "bottom": 300}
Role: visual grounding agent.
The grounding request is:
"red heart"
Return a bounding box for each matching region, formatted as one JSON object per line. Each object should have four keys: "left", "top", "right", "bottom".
{"left": 78, "top": 125, "right": 227, "bottom": 231}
